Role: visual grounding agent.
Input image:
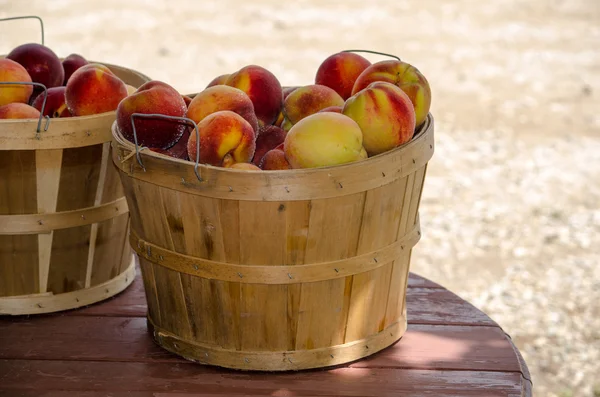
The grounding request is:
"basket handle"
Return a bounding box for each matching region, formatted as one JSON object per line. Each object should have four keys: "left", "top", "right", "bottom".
{"left": 0, "top": 15, "right": 45, "bottom": 46}
{"left": 341, "top": 49, "right": 401, "bottom": 62}
{"left": 0, "top": 81, "right": 50, "bottom": 133}
{"left": 130, "top": 113, "right": 202, "bottom": 182}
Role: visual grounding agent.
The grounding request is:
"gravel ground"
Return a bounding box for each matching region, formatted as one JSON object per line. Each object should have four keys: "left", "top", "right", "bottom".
{"left": 2, "top": 0, "right": 599, "bottom": 395}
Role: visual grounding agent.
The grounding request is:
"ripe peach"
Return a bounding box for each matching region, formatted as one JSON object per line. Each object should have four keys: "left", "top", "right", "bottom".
{"left": 65, "top": 63, "right": 128, "bottom": 116}
{"left": 283, "top": 112, "right": 364, "bottom": 169}
{"left": 252, "top": 124, "right": 287, "bottom": 166}
{"left": 315, "top": 51, "right": 371, "bottom": 100}
{"left": 226, "top": 162, "right": 261, "bottom": 171}
{"left": 186, "top": 85, "right": 259, "bottom": 134}
{"left": 283, "top": 84, "right": 344, "bottom": 125}
{"left": 62, "top": 53, "right": 88, "bottom": 85}
{"left": 281, "top": 117, "right": 293, "bottom": 132}
{"left": 352, "top": 60, "right": 431, "bottom": 127}
{"left": 206, "top": 74, "right": 230, "bottom": 88}
{"left": 282, "top": 86, "right": 299, "bottom": 99}
{"left": 318, "top": 105, "right": 343, "bottom": 114}
{"left": 259, "top": 146, "right": 292, "bottom": 170}
{"left": 225, "top": 65, "right": 283, "bottom": 127}
{"left": 6, "top": 43, "right": 64, "bottom": 90}
{"left": 116, "top": 80, "right": 188, "bottom": 149}
{"left": 0, "top": 58, "right": 33, "bottom": 106}
{"left": 0, "top": 103, "right": 41, "bottom": 119}
{"left": 186, "top": 110, "right": 256, "bottom": 167}
{"left": 343, "top": 81, "right": 416, "bottom": 156}
{"left": 182, "top": 94, "right": 193, "bottom": 107}
{"left": 149, "top": 128, "right": 190, "bottom": 161}
{"left": 31, "top": 86, "right": 71, "bottom": 118}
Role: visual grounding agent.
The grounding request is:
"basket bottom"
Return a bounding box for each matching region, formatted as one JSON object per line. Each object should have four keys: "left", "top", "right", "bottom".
{"left": 147, "top": 314, "right": 407, "bottom": 372}
{"left": 0, "top": 255, "right": 136, "bottom": 316}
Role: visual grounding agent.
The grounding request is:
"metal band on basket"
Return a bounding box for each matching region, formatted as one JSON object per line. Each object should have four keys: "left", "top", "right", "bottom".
{"left": 130, "top": 113, "right": 202, "bottom": 181}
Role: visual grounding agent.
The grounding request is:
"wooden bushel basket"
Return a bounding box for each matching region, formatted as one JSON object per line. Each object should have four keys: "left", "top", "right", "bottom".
{"left": 111, "top": 113, "right": 434, "bottom": 371}
{"left": 0, "top": 62, "right": 151, "bottom": 315}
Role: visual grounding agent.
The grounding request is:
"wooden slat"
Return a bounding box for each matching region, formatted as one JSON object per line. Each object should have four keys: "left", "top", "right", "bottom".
{"left": 0, "top": 150, "right": 39, "bottom": 296}
{"left": 0, "top": 360, "right": 524, "bottom": 396}
{"left": 35, "top": 149, "right": 63, "bottom": 293}
{"left": 0, "top": 316, "right": 521, "bottom": 374}
{"left": 85, "top": 142, "right": 111, "bottom": 287}
{"left": 46, "top": 144, "right": 103, "bottom": 294}
{"left": 89, "top": 213, "right": 130, "bottom": 286}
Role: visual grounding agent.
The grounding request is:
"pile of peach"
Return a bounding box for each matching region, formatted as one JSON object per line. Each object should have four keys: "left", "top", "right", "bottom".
{"left": 116, "top": 51, "right": 431, "bottom": 171}
{"left": 0, "top": 42, "right": 135, "bottom": 120}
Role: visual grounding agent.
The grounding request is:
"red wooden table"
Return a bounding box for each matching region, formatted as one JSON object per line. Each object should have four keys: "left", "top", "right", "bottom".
{"left": 0, "top": 267, "right": 532, "bottom": 396}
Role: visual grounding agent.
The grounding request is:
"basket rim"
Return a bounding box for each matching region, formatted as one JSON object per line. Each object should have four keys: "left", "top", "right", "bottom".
{"left": 112, "top": 112, "right": 434, "bottom": 177}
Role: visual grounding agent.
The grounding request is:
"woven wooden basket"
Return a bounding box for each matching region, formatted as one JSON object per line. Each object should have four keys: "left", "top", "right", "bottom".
{"left": 110, "top": 113, "right": 434, "bottom": 371}
{"left": 0, "top": 61, "right": 151, "bottom": 315}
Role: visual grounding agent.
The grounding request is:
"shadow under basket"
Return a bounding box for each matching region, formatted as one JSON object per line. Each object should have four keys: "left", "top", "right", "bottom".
{"left": 110, "top": 114, "right": 435, "bottom": 371}
{"left": 0, "top": 62, "right": 151, "bottom": 315}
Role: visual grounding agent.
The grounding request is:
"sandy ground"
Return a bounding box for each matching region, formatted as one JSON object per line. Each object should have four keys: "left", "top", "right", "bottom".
{"left": 1, "top": 0, "right": 599, "bottom": 395}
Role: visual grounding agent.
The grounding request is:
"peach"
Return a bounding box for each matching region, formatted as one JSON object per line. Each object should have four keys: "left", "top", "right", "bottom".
{"left": 182, "top": 94, "right": 193, "bottom": 107}
{"left": 343, "top": 81, "right": 415, "bottom": 156}
{"left": 116, "top": 80, "right": 188, "bottom": 149}
{"left": 283, "top": 112, "right": 364, "bottom": 169}
{"left": 65, "top": 63, "right": 128, "bottom": 116}
{"left": 283, "top": 84, "right": 344, "bottom": 125}
{"left": 31, "top": 86, "right": 71, "bottom": 118}
{"left": 315, "top": 52, "right": 371, "bottom": 100}
{"left": 149, "top": 128, "right": 190, "bottom": 161}
{"left": 352, "top": 60, "right": 431, "bottom": 127}
{"left": 226, "top": 162, "right": 261, "bottom": 171}
{"left": 282, "top": 86, "right": 298, "bottom": 99}
{"left": 259, "top": 146, "right": 292, "bottom": 170}
{"left": 225, "top": 65, "right": 283, "bottom": 127}
{"left": 318, "top": 105, "right": 343, "bottom": 114}
{"left": 252, "top": 124, "right": 287, "bottom": 166}
{"left": 6, "top": 43, "right": 64, "bottom": 90}
{"left": 0, "top": 58, "right": 33, "bottom": 106}
{"left": 186, "top": 85, "right": 259, "bottom": 134}
{"left": 206, "top": 74, "right": 230, "bottom": 88}
{"left": 280, "top": 117, "right": 293, "bottom": 132}
{"left": 62, "top": 53, "right": 88, "bottom": 85}
{"left": 186, "top": 110, "right": 256, "bottom": 167}
{"left": 0, "top": 103, "right": 41, "bottom": 119}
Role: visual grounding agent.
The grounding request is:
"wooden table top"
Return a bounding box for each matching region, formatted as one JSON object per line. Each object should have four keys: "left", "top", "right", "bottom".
{"left": 0, "top": 267, "right": 532, "bottom": 397}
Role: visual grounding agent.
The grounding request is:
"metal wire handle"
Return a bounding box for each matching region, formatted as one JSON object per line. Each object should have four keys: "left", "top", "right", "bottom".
{"left": 0, "top": 15, "right": 45, "bottom": 45}
{"left": 0, "top": 81, "right": 50, "bottom": 132}
{"left": 130, "top": 113, "right": 202, "bottom": 182}
{"left": 341, "top": 49, "right": 401, "bottom": 62}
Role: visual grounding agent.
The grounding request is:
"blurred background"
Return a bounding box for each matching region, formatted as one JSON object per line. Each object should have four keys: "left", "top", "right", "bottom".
{"left": 1, "top": 0, "right": 599, "bottom": 395}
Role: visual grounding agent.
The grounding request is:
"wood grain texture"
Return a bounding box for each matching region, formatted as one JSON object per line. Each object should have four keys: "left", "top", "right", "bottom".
{"left": 0, "top": 150, "right": 38, "bottom": 296}
{"left": 0, "top": 360, "right": 524, "bottom": 397}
